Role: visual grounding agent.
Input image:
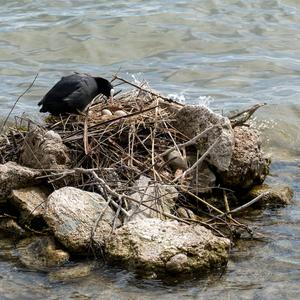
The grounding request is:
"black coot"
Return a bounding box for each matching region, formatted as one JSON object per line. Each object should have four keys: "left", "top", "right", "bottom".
{"left": 38, "top": 73, "right": 114, "bottom": 115}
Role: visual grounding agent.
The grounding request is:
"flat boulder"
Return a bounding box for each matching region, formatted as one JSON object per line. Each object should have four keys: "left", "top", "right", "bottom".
{"left": 220, "top": 127, "right": 270, "bottom": 189}
{"left": 174, "top": 105, "right": 234, "bottom": 172}
{"left": 44, "top": 187, "right": 120, "bottom": 254}
{"left": 19, "top": 127, "right": 70, "bottom": 169}
{"left": 11, "top": 186, "right": 49, "bottom": 223}
{"left": 106, "top": 218, "right": 230, "bottom": 275}
{"left": 0, "top": 162, "right": 41, "bottom": 202}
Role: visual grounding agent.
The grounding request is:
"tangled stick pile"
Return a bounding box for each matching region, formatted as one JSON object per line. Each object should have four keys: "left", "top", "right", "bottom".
{"left": 0, "top": 77, "right": 269, "bottom": 240}
{"left": 49, "top": 87, "right": 187, "bottom": 182}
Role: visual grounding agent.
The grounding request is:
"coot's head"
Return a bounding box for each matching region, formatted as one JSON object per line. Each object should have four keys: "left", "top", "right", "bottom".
{"left": 94, "top": 77, "right": 114, "bottom": 99}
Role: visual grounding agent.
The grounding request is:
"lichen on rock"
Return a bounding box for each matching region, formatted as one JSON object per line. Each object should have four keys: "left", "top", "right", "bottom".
{"left": 44, "top": 187, "right": 120, "bottom": 254}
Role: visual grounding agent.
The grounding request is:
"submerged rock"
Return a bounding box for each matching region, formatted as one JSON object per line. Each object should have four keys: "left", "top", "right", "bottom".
{"left": 126, "top": 176, "right": 178, "bottom": 222}
{"left": 48, "top": 261, "right": 97, "bottom": 282}
{"left": 19, "top": 127, "right": 70, "bottom": 169}
{"left": 44, "top": 187, "right": 119, "bottom": 254}
{"left": 220, "top": 127, "right": 270, "bottom": 190}
{"left": 174, "top": 105, "right": 234, "bottom": 172}
{"left": 11, "top": 186, "right": 49, "bottom": 224}
{"left": 0, "top": 218, "right": 26, "bottom": 238}
{"left": 0, "top": 162, "right": 41, "bottom": 202}
{"left": 246, "top": 184, "right": 293, "bottom": 207}
{"left": 17, "top": 236, "right": 69, "bottom": 271}
{"left": 106, "top": 218, "right": 230, "bottom": 275}
{"left": 0, "top": 238, "right": 19, "bottom": 262}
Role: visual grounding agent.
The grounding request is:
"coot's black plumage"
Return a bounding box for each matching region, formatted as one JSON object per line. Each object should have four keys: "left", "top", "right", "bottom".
{"left": 38, "top": 73, "right": 114, "bottom": 115}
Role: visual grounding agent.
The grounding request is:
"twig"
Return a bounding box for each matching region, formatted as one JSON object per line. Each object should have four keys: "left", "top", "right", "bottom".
{"left": 223, "top": 190, "right": 231, "bottom": 218}
{"left": 184, "top": 189, "right": 225, "bottom": 215}
{"left": 229, "top": 103, "right": 266, "bottom": 127}
{"left": 47, "top": 168, "right": 191, "bottom": 224}
{"left": 173, "top": 136, "right": 221, "bottom": 182}
{"left": 83, "top": 112, "right": 90, "bottom": 155}
{"left": 209, "top": 193, "right": 268, "bottom": 221}
{"left": 113, "top": 75, "right": 184, "bottom": 106}
{"left": 64, "top": 105, "right": 159, "bottom": 142}
{"left": 228, "top": 193, "right": 267, "bottom": 215}
{"left": 0, "top": 73, "right": 39, "bottom": 135}
{"left": 159, "top": 125, "right": 220, "bottom": 158}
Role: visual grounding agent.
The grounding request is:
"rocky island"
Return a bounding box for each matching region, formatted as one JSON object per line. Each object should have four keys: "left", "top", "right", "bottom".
{"left": 0, "top": 77, "right": 293, "bottom": 280}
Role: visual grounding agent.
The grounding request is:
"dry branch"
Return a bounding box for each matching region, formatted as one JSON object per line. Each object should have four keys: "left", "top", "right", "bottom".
{"left": 229, "top": 103, "right": 266, "bottom": 127}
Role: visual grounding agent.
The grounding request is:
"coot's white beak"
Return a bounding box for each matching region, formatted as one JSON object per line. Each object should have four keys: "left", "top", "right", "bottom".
{"left": 110, "top": 89, "right": 114, "bottom": 101}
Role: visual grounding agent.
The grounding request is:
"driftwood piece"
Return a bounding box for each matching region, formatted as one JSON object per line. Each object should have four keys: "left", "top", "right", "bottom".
{"left": 229, "top": 103, "right": 266, "bottom": 127}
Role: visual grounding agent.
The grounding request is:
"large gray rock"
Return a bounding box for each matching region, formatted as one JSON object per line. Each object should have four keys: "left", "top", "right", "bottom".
{"left": 0, "top": 162, "right": 41, "bottom": 202}
{"left": 126, "top": 176, "right": 178, "bottom": 222}
{"left": 19, "top": 127, "right": 70, "bottom": 169}
{"left": 174, "top": 105, "right": 234, "bottom": 172}
{"left": 220, "top": 127, "right": 270, "bottom": 189}
{"left": 44, "top": 187, "right": 119, "bottom": 254}
{"left": 106, "top": 218, "right": 230, "bottom": 275}
{"left": 11, "top": 186, "right": 49, "bottom": 223}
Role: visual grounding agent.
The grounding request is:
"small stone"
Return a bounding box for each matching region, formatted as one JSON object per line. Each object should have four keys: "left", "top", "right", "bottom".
{"left": 176, "top": 207, "right": 196, "bottom": 220}
{"left": 0, "top": 218, "right": 26, "bottom": 238}
{"left": 246, "top": 184, "right": 293, "bottom": 206}
{"left": 166, "top": 150, "right": 188, "bottom": 170}
{"left": 166, "top": 253, "right": 189, "bottom": 273}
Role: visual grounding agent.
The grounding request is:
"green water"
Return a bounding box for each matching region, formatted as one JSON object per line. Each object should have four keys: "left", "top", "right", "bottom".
{"left": 0, "top": 0, "right": 299, "bottom": 299}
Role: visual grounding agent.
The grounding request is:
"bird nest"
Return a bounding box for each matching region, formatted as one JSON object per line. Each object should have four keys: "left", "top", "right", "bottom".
{"left": 44, "top": 85, "right": 188, "bottom": 184}
{"left": 0, "top": 76, "right": 266, "bottom": 239}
